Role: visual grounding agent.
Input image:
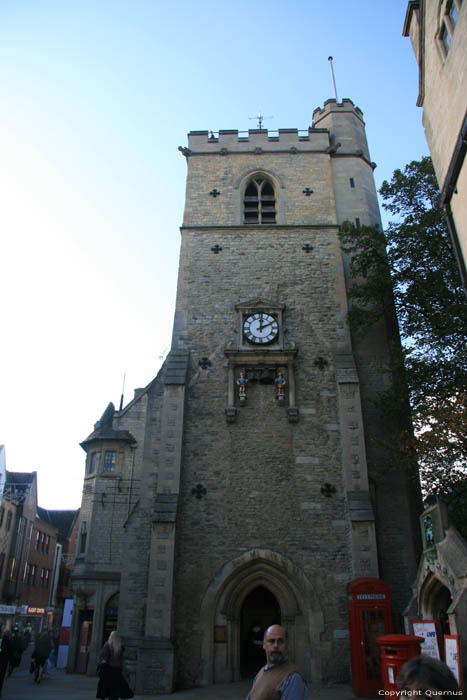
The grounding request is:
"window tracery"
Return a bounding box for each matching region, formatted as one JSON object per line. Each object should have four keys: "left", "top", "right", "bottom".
{"left": 243, "top": 177, "right": 276, "bottom": 224}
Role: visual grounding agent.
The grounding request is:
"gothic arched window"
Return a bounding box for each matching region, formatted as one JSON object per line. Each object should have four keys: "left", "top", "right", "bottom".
{"left": 244, "top": 177, "right": 276, "bottom": 224}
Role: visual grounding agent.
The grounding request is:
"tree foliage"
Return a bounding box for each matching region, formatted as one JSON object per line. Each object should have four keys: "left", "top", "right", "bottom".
{"left": 339, "top": 157, "right": 467, "bottom": 495}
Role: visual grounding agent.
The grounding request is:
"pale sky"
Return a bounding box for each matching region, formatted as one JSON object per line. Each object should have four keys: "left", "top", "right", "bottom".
{"left": 0, "top": 1, "right": 428, "bottom": 509}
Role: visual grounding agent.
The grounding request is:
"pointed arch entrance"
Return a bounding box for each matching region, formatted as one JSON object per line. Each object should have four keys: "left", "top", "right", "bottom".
{"left": 422, "top": 576, "right": 452, "bottom": 620}
{"left": 240, "top": 586, "right": 281, "bottom": 678}
{"left": 421, "top": 574, "right": 454, "bottom": 652}
{"left": 198, "top": 549, "right": 324, "bottom": 686}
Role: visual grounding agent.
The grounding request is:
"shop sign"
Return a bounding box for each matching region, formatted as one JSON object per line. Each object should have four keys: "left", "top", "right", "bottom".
{"left": 0, "top": 605, "right": 16, "bottom": 614}
{"left": 27, "top": 606, "right": 46, "bottom": 615}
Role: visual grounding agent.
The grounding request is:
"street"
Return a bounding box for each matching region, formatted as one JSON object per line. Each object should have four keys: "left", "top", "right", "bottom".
{"left": 1, "top": 646, "right": 365, "bottom": 699}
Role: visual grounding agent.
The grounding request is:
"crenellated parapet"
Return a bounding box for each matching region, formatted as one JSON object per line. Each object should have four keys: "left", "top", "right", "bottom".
{"left": 312, "top": 98, "right": 371, "bottom": 163}
{"left": 185, "top": 127, "right": 330, "bottom": 154}
{"left": 312, "top": 97, "right": 364, "bottom": 124}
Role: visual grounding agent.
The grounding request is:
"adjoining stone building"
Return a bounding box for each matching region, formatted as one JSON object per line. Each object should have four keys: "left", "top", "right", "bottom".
{"left": 71, "top": 99, "right": 422, "bottom": 693}
{"left": 404, "top": 0, "right": 467, "bottom": 289}
{"left": 407, "top": 493, "right": 467, "bottom": 679}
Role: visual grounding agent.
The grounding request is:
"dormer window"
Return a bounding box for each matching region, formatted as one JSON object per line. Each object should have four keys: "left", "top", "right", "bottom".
{"left": 244, "top": 178, "right": 276, "bottom": 224}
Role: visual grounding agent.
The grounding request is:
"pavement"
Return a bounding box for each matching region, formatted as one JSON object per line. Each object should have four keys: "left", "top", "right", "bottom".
{"left": 0, "top": 648, "right": 371, "bottom": 699}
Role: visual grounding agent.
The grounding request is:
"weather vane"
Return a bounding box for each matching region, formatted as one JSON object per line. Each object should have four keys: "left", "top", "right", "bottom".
{"left": 249, "top": 110, "right": 273, "bottom": 129}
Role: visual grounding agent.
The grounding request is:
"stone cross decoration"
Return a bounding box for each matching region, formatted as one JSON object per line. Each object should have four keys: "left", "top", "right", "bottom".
{"left": 321, "top": 483, "right": 336, "bottom": 498}
{"left": 302, "top": 187, "right": 314, "bottom": 196}
{"left": 209, "top": 189, "right": 221, "bottom": 197}
{"left": 302, "top": 243, "right": 313, "bottom": 253}
{"left": 314, "top": 356, "right": 328, "bottom": 370}
{"left": 191, "top": 484, "right": 207, "bottom": 500}
{"left": 211, "top": 244, "right": 223, "bottom": 254}
{"left": 199, "top": 357, "right": 212, "bottom": 369}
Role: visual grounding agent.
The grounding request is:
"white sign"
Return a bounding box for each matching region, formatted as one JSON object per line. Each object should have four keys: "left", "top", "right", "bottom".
{"left": 445, "top": 636, "right": 461, "bottom": 685}
{"left": 412, "top": 620, "right": 440, "bottom": 659}
{"left": 0, "top": 605, "right": 16, "bottom": 615}
{"left": 62, "top": 599, "right": 73, "bottom": 628}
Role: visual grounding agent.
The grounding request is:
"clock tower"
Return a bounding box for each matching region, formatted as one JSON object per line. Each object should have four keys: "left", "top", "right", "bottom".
{"left": 73, "top": 99, "right": 421, "bottom": 694}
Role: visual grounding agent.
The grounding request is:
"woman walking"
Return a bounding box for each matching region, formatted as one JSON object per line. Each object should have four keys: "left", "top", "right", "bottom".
{"left": 96, "top": 631, "right": 133, "bottom": 700}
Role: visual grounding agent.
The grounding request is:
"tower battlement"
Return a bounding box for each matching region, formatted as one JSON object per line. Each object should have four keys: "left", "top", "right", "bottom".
{"left": 184, "top": 100, "right": 365, "bottom": 155}
{"left": 186, "top": 127, "right": 330, "bottom": 153}
{"left": 312, "top": 98, "right": 364, "bottom": 126}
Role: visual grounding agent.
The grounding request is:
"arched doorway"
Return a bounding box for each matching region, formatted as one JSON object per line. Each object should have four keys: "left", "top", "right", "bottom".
{"left": 199, "top": 549, "right": 324, "bottom": 685}
{"left": 240, "top": 586, "right": 281, "bottom": 678}
{"left": 422, "top": 576, "right": 453, "bottom": 658}
{"left": 102, "top": 593, "right": 119, "bottom": 646}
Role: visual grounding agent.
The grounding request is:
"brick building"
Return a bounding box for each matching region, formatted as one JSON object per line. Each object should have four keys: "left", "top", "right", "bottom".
{"left": 22, "top": 510, "right": 57, "bottom": 608}
{"left": 2, "top": 472, "right": 38, "bottom": 606}
{"left": 71, "top": 99, "right": 422, "bottom": 693}
{"left": 49, "top": 509, "right": 80, "bottom": 608}
{"left": 0, "top": 469, "right": 78, "bottom": 633}
{"left": 0, "top": 499, "right": 17, "bottom": 602}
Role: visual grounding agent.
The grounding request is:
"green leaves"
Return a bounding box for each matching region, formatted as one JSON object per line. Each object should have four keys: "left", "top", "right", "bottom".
{"left": 339, "top": 157, "right": 467, "bottom": 495}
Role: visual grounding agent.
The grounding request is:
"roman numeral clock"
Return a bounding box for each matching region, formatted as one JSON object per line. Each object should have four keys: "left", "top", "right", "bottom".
{"left": 243, "top": 312, "right": 279, "bottom": 345}
{"left": 224, "top": 298, "right": 298, "bottom": 423}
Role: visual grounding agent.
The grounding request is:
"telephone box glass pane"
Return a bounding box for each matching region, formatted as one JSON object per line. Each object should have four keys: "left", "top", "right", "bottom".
{"left": 362, "top": 609, "right": 385, "bottom": 680}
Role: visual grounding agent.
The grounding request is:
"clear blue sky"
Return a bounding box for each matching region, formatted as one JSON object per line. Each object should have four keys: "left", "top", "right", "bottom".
{"left": 0, "top": 1, "right": 428, "bottom": 508}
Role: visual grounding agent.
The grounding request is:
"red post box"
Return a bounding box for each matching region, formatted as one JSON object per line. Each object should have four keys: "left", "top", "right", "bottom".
{"left": 347, "top": 578, "right": 393, "bottom": 697}
{"left": 376, "top": 634, "right": 424, "bottom": 691}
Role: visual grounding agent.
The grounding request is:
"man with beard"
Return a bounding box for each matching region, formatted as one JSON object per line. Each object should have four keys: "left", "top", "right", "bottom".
{"left": 246, "top": 624, "right": 308, "bottom": 700}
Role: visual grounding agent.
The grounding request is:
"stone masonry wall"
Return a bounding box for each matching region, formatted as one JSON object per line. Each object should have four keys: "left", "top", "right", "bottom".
{"left": 170, "top": 121, "right": 421, "bottom": 684}
{"left": 172, "top": 220, "right": 353, "bottom": 684}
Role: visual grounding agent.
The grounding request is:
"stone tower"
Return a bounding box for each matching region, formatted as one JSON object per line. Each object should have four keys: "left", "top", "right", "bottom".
{"left": 71, "top": 99, "right": 421, "bottom": 694}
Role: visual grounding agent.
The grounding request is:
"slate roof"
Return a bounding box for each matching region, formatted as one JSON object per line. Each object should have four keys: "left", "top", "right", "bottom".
{"left": 80, "top": 402, "right": 136, "bottom": 450}
{"left": 37, "top": 507, "right": 79, "bottom": 542}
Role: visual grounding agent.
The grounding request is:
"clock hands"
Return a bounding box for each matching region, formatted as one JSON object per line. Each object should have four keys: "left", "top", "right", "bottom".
{"left": 258, "top": 314, "right": 272, "bottom": 333}
{"left": 243, "top": 313, "right": 278, "bottom": 344}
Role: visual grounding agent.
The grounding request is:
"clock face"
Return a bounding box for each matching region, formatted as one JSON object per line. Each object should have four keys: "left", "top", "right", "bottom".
{"left": 243, "top": 313, "right": 279, "bottom": 344}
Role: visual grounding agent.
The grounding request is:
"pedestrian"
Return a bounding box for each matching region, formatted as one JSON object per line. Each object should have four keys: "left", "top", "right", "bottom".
{"left": 8, "top": 625, "right": 25, "bottom": 676}
{"left": 397, "top": 654, "right": 460, "bottom": 694}
{"left": 31, "top": 629, "right": 52, "bottom": 684}
{"left": 96, "top": 630, "right": 133, "bottom": 700}
{"left": 24, "top": 623, "right": 33, "bottom": 646}
{"left": 0, "top": 627, "right": 13, "bottom": 698}
{"left": 246, "top": 624, "right": 308, "bottom": 700}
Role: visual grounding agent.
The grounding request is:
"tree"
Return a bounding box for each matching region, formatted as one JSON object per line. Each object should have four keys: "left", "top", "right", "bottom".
{"left": 339, "top": 157, "right": 467, "bottom": 495}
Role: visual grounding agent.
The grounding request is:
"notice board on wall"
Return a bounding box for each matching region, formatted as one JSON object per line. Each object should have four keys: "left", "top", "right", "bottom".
{"left": 411, "top": 620, "right": 441, "bottom": 659}
{"left": 445, "top": 635, "right": 462, "bottom": 687}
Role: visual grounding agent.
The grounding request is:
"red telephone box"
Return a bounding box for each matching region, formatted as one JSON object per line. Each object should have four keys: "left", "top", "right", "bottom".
{"left": 347, "top": 578, "right": 393, "bottom": 697}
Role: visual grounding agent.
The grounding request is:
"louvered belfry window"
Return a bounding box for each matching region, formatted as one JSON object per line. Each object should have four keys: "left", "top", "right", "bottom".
{"left": 244, "top": 177, "right": 276, "bottom": 224}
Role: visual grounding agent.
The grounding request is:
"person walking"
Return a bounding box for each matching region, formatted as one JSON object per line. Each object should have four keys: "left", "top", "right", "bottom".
{"left": 8, "top": 625, "right": 25, "bottom": 676}
{"left": 0, "top": 627, "right": 13, "bottom": 698}
{"left": 32, "top": 630, "right": 52, "bottom": 684}
{"left": 96, "top": 630, "right": 133, "bottom": 700}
